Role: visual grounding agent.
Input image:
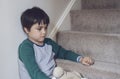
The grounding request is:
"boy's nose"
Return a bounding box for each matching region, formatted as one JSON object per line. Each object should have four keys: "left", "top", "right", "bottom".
{"left": 41, "top": 28, "right": 46, "bottom": 34}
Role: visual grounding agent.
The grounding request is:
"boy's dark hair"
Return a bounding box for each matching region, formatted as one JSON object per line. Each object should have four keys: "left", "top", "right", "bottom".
{"left": 21, "top": 7, "right": 50, "bottom": 32}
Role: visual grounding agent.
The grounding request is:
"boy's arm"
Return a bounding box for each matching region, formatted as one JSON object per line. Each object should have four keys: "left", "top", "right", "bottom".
{"left": 19, "top": 44, "right": 50, "bottom": 79}
{"left": 46, "top": 38, "right": 82, "bottom": 62}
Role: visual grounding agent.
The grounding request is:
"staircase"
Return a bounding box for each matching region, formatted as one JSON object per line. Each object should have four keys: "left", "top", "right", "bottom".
{"left": 56, "top": 0, "right": 120, "bottom": 79}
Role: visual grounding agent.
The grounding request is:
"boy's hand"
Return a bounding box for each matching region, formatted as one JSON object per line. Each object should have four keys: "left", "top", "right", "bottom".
{"left": 80, "top": 57, "right": 94, "bottom": 66}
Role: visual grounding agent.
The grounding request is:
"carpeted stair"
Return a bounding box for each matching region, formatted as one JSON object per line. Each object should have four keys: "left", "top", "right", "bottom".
{"left": 56, "top": 0, "right": 120, "bottom": 79}
{"left": 81, "top": 0, "right": 120, "bottom": 9}
{"left": 70, "top": 9, "right": 120, "bottom": 34}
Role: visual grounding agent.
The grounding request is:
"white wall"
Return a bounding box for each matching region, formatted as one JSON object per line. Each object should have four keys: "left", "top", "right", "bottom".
{"left": 0, "top": 0, "right": 70, "bottom": 79}
{"left": 60, "top": 0, "right": 81, "bottom": 31}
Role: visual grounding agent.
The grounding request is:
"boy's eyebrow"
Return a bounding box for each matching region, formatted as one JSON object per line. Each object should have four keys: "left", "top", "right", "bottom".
{"left": 38, "top": 25, "right": 47, "bottom": 27}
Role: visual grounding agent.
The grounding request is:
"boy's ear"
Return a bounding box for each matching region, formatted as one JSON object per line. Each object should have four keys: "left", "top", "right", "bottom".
{"left": 24, "top": 27, "right": 29, "bottom": 34}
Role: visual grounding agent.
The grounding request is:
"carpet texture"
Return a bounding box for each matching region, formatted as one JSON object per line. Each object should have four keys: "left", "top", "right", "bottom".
{"left": 56, "top": 1, "right": 120, "bottom": 79}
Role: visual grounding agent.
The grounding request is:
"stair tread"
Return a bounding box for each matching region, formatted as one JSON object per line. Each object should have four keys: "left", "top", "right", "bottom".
{"left": 57, "top": 30, "right": 120, "bottom": 39}
{"left": 71, "top": 9, "right": 120, "bottom": 13}
{"left": 56, "top": 59, "right": 120, "bottom": 79}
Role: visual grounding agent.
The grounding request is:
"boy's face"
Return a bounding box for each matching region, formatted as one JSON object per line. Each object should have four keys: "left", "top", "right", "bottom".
{"left": 24, "top": 22, "right": 47, "bottom": 45}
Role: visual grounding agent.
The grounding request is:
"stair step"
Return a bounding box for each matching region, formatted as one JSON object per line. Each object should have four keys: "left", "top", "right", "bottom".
{"left": 70, "top": 9, "right": 120, "bottom": 34}
{"left": 57, "top": 31, "right": 120, "bottom": 65}
{"left": 81, "top": 0, "right": 120, "bottom": 9}
{"left": 56, "top": 59, "right": 120, "bottom": 79}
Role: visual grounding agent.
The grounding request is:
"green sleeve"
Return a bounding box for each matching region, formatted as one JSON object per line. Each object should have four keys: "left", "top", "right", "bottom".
{"left": 46, "top": 38, "right": 80, "bottom": 62}
{"left": 19, "top": 43, "right": 50, "bottom": 79}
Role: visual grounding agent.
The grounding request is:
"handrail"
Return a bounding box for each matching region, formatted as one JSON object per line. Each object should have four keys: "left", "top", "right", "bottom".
{"left": 48, "top": 0, "right": 76, "bottom": 39}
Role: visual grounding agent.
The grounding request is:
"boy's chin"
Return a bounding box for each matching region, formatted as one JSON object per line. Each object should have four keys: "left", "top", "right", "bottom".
{"left": 37, "top": 41, "right": 44, "bottom": 45}
{"left": 38, "top": 39, "right": 45, "bottom": 43}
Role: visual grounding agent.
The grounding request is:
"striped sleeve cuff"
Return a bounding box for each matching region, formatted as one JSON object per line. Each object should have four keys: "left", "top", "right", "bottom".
{"left": 77, "top": 56, "right": 83, "bottom": 63}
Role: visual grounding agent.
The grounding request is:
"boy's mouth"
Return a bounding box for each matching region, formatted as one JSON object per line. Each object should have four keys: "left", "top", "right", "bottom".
{"left": 41, "top": 36, "right": 45, "bottom": 38}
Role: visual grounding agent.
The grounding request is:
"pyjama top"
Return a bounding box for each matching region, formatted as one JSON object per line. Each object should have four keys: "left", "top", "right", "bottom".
{"left": 18, "top": 38, "right": 82, "bottom": 79}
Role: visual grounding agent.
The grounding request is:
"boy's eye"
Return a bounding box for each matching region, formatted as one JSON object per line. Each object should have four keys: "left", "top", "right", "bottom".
{"left": 37, "top": 27, "right": 42, "bottom": 30}
{"left": 45, "top": 26, "right": 48, "bottom": 30}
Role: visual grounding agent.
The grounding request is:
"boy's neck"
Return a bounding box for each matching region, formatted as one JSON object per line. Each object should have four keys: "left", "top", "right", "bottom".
{"left": 28, "top": 38, "right": 44, "bottom": 46}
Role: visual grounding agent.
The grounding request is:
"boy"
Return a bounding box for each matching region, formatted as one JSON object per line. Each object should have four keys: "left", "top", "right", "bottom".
{"left": 18, "top": 7, "right": 94, "bottom": 79}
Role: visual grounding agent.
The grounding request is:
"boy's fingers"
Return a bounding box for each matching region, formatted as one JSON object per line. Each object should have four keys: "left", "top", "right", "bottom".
{"left": 82, "top": 57, "right": 94, "bottom": 65}
{"left": 87, "top": 57, "right": 94, "bottom": 65}
{"left": 83, "top": 62, "right": 90, "bottom": 66}
{"left": 82, "top": 60, "right": 90, "bottom": 66}
{"left": 88, "top": 58, "right": 94, "bottom": 65}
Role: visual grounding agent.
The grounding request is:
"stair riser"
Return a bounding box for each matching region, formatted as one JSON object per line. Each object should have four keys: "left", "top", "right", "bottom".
{"left": 71, "top": 10, "right": 120, "bottom": 34}
{"left": 81, "top": 0, "right": 120, "bottom": 9}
